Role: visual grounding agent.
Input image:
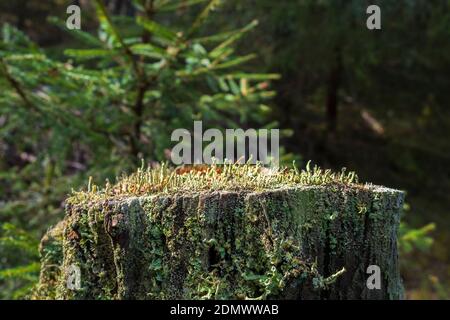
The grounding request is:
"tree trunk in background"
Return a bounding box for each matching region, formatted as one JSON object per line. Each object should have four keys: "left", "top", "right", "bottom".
{"left": 326, "top": 47, "right": 342, "bottom": 133}
{"left": 14, "top": 1, "right": 27, "bottom": 30}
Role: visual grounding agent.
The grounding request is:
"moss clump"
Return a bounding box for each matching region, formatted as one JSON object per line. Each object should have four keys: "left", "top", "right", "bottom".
{"left": 68, "top": 162, "right": 360, "bottom": 204}
{"left": 36, "top": 163, "right": 404, "bottom": 300}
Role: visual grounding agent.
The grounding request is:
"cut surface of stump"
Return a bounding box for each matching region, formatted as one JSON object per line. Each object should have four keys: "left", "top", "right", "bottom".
{"left": 34, "top": 164, "right": 404, "bottom": 299}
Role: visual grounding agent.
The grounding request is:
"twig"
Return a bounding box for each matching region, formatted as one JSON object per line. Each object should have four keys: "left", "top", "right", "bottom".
{"left": 0, "top": 57, "right": 40, "bottom": 113}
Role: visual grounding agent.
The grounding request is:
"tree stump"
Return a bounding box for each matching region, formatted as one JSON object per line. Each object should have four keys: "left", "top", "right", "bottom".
{"left": 34, "top": 166, "right": 404, "bottom": 299}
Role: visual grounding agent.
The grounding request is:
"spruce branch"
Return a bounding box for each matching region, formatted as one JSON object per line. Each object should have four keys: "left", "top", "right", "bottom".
{"left": 94, "top": 0, "right": 143, "bottom": 79}
{"left": 0, "top": 57, "right": 40, "bottom": 114}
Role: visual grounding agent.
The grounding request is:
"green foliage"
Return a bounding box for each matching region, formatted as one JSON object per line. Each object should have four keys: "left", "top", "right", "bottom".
{"left": 398, "top": 202, "right": 435, "bottom": 256}
{"left": 397, "top": 202, "right": 442, "bottom": 299}
{"left": 0, "top": 223, "right": 40, "bottom": 299}
{"left": 399, "top": 222, "right": 435, "bottom": 255}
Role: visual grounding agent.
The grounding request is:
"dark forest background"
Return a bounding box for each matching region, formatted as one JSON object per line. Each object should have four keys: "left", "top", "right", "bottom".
{"left": 0, "top": 0, "right": 449, "bottom": 299}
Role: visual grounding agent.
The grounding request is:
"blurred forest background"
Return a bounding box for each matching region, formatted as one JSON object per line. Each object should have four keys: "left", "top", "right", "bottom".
{"left": 0, "top": 0, "right": 449, "bottom": 299}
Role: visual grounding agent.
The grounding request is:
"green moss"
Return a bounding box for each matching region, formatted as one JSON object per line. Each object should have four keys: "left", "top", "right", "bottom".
{"left": 67, "top": 162, "right": 360, "bottom": 206}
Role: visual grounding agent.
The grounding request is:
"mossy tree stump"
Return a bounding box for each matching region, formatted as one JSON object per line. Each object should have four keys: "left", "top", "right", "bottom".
{"left": 34, "top": 166, "right": 404, "bottom": 299}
